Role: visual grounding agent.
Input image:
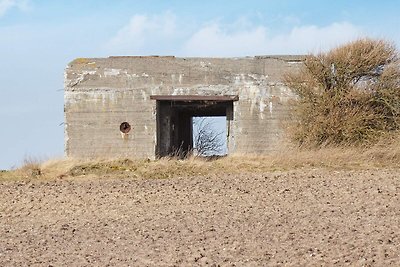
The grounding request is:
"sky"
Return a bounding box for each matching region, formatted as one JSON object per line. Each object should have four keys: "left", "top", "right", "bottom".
{"left": 0, "top": 0, "right": 399, "bottom": 169}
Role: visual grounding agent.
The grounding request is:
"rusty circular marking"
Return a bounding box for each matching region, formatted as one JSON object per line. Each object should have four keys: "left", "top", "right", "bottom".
{"left": 120, "top": 122, "right": 131, "bottom": 133}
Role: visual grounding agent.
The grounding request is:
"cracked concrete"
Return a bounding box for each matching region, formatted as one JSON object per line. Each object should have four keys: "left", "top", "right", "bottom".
{"left": 64, "top": 56, "right": 304, "bottom": 158}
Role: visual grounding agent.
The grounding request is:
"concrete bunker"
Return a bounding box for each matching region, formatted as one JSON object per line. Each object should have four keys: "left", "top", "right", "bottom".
{"left": 151, "top": 95, "right": 238, "bottom": 157}
{"left": 64, "top": 56, "right": 304, "bottom": 159}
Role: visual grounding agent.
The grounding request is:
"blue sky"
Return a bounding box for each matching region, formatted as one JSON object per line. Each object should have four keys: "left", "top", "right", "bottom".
{"left": 0, "top": 0, "right": 399, "bottom": 169}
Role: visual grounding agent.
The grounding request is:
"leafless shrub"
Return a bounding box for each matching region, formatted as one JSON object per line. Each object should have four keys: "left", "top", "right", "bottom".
{"left": 285, "top": 38, "right": 400, "bottom": 147}
{"left": 193, "top": 117, "right": 225, "bottom": 156}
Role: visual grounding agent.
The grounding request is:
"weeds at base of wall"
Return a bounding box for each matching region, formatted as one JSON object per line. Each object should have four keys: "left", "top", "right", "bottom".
{"left": 1, "top": 134, "right": 400, "bottom": 181}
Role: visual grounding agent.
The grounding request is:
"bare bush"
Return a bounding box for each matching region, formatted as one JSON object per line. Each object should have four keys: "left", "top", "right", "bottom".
{"left": 285, "top": 38, "right": 400, "bottom": 147}
{"left": 193, "top": 117, "right": 225, "bottom": 156}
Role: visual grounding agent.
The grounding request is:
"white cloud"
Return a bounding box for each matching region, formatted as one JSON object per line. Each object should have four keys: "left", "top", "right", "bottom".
{"left": 182, "top": 23, "right": 269, "bottom": 57}
{"left": 104, "top": 11, "right": 177, "bottom": 55}
{"left": 0, "top": 0, "right": 29, "bottom": 17}
{"left": 182, "top": 21, "right": 363, "bottom": 56}
{"left": 104, "top": 12, "right": 369, "bottom": 57}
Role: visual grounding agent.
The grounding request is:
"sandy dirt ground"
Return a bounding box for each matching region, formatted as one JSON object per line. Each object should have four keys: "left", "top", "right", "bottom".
{"left": 1, "top": 168, "right": 400, "bottom": 266}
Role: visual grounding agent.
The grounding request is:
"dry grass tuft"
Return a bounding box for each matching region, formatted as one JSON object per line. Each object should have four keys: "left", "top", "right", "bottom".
{"left": 1, "top": 133, "right": 400, "bottom": 181}
{"left": 17, "top": 157, "right": 43, "bottom": 178}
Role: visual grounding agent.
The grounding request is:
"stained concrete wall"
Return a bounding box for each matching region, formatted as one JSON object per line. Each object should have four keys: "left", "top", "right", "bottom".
{"left": 64, "top": 55, "right": 304, "bottom": 158}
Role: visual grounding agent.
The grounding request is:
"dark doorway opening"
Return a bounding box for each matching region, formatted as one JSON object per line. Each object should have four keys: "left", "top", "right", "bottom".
{"left": 151, "top": 95, "right": 238, "bottom": 158}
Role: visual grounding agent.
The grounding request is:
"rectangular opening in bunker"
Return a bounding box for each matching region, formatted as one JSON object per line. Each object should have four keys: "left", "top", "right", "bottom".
{"left": 151, "top": 95, "right": 237, "bottom": 158}
{"left": 193, "top": 116, "right": 227, "bottom": 156}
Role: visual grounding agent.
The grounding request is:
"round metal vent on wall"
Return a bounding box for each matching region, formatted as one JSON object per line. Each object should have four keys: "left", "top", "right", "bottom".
{"left": 120, "top": 122, "right": 131, "bottom": 133}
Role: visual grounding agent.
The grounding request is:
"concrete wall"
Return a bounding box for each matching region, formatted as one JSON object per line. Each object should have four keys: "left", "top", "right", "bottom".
{"left": 64, "top": 55, "right": 304, "bottom": 158}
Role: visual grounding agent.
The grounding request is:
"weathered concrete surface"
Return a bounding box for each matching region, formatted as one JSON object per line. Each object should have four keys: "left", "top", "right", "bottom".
{"left": 64, "top": 56, "right": 304, "bottom": 158}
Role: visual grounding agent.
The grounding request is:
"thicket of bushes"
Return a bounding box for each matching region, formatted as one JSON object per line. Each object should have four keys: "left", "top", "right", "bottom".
{"left": 285, "top": 38, "right": 400, "bottom": 147}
